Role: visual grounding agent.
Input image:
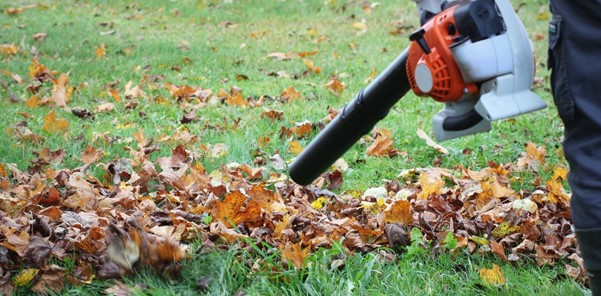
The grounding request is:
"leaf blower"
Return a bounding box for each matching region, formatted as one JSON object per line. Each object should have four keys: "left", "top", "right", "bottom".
{"left": 289, "top": 0, "right": 546, "bottom": 186}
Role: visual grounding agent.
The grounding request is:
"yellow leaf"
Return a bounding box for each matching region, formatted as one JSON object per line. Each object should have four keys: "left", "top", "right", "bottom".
{"left": 552, "top": 166, "right": 568, "bottom": 181}
{"left": 43, "top": 110, "right": 69, "bottom": 133}
{"left": 25, "top": 95, "right": 40, "bottom": 108}
{"left": 417, "top": 172, "right": 444, "bottom": 200}
{"left": 311, "top": 196, "right": 328, "bottom": 210}
{"left": 479, "top": 264, "right": 505, "bottom": 286}
{"left": 546, "top": 178, "right": 570, "bottom": 203}
{"left": 303, "top": 59, "right": 322, "bottom": 74}
{"left": 288, "top": 141, "right": 303, "bottom": 155}
{"left": 13, "top": 268, "right": 39, "bottom": 287}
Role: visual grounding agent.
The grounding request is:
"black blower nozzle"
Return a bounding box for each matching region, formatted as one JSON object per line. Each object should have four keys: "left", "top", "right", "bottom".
{"left": 289, "top": 49, "right": 411, "bottom": 185}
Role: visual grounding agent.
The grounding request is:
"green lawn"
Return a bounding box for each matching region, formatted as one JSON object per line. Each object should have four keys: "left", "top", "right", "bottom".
{"left": 0, "top": 0, "right": 587, "bottom": 295}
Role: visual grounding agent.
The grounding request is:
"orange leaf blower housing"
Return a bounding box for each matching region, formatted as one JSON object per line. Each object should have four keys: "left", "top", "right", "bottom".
{"left": 406, "top": 4, "right": 479, "bottom": 103}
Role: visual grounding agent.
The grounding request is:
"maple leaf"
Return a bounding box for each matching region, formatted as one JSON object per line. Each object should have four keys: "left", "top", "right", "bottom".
{"left": 516, "top": 142, "right": 546, "bottom": 172}
{"left": 366, "top": 128, "right": 399, "bottom": 157}
{"left": 81, "top": 145, "right": 103, "bottom": 164}
{"left": 43, "top": 110, "right": 69, "bottom": 133}
{"left": 212, "top": 190, "right": 264, "bottom": 227}
{"left": 125, "top": 80, "right": 147, "bottom": 99}
{"left": 280, "top": 86, "right": 301, "bottom": 101}
{"left": 417, "top": 172, "right": 444, "bottom": 200}
{"left": 281, "top": 242, "right": 310, "bottom": 268}
{"left": 385, "top": 200, "right": 413, "bottom": 225}
{"left": 325, "top": 77, "right": 344, "bottom": 96}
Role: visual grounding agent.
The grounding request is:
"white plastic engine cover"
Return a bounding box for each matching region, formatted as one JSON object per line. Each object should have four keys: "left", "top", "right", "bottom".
{"left": 450, "top": 34, "right": 513, "bottom": 83}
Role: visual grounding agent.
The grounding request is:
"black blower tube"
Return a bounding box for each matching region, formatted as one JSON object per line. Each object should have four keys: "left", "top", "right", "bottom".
{"left": 289, "top": 48, "right": 411, "bottom": 185}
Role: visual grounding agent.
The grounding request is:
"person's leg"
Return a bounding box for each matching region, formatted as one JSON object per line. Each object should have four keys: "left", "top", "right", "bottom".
{"left": 549, "top": 1, "right": 601, "bottom": 294}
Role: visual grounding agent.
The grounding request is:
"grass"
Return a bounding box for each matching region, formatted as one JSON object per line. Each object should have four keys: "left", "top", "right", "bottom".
{"left": 0, "top": 0, "right": 585, "bottom": 295}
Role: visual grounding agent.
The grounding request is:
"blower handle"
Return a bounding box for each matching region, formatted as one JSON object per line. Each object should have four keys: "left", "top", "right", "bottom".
{"left": 289, "top": 48, "right": 411, "bottom": 185}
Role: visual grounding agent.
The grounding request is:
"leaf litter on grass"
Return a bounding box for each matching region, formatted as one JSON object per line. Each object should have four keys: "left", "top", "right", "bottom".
{"left": 0, "top": 133, "right": 583, "bottom": 293}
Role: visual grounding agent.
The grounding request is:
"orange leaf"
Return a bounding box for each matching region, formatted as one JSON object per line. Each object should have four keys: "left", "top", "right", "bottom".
{"left": 0, "top": 43, "right": 18, "bottom": 55}
{"left": 226, "top": 92, "right": 249, "bottom": 107}
{"left": 325, "top": 77, "right": 344, "bottom": 96}
{"left": 281, "top": 242, "right": 310, "bottom": 268}
{"left": 257, "top": 136, "right": 271, "bottom": 148}
{"left": 43, "top": 110, "right": 69, "bottom": 133}
{"left": 516, "top": 142, "right": 546, "bottom": 171}
{"left": 280, "top": 86, "right": 301, "bottom": 101}
{"left": 303, "top": 59, "right": 322, "bottom": 74}
{"left": 212, "top": 190, "right": 263, "bottom": 227}
{"left": 385, "top": 200, "right": 413, "bottom": 225}
{"left": 366, "top": 128, "right": 398, "bottom": 157}
{"left": 96, "top": 43, "right": 106, "bottom": 58}
{"left": 1, "top": 69, "right": 23, "bottom": 84}
{"left": 108, "top": 88, "right": 121, "bottom": 102}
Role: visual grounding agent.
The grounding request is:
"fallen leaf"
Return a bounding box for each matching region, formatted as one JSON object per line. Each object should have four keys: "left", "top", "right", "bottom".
{"left": 43, "top": 110, "right": 69, "bottom": 133}
{"left": 281, "top": 242, "right": 309, "bottom": 268}
{"left": 416, "top": 128, "right": 448, "bottom": 154}
{"left": 95, "top": 102, "right": 115, "bottom": 113}
{"left": 385, "top": 200, "right": 413, "bottom": 225}
{"left": 50, "top": 73, "right": 69, "bottom": 107}
{"left": 479, "top": 264, "right": 505, "bottom": 286}
{"left": 280, "top": 86, "right": 301, "bottom": 101}
{"left": 366, "top": 128, "right": 399, "bottom": 157}
{"left": 96, "top": 43, "right": 106, "bottom": 58}
{"left": 13, "top": 268, "right": 39, "bottom": 287}
{"left": 0, "top": 43, "right": 18, "bottom": 55}
{"left": 325, "top": 77, "right": 344, "bottom": 96}
{"left": 288, "top": 141, "right": 303, "bottom": 155}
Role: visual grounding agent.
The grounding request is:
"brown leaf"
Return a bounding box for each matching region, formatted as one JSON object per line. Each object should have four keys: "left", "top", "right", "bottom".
{"left": 261, "top": 108, "right": 283, "bottom": 121}
{"left": 490, "top": 241, "right": 507, "bottom": 261}
{"left": 516, "top": 142, "right": 546, "bottom": 172}
{"left": 24, "top": 236, "right": 51, "bottom": 266}
{"left": 81, "top": 145, "right": 103, "bottom": 164}
{"left": 33, "top": 32, "right": 47, "bottom": 42}
{"left": 366, "top": 128, "right": 399, "bottom": 157}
